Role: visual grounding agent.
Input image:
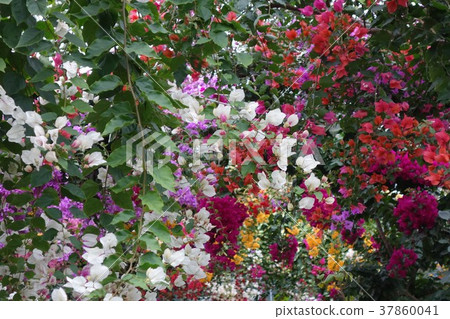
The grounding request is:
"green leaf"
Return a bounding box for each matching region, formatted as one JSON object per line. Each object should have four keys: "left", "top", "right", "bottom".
{"left": 81, "top": 180, "right": 99, "bottom": 198}
{"left": 0, "top": 58, "right": 5, "bottom": 72}
{"left": 90, "top": 75, "right": 122, "bottom": 94}
{"left": 44, "top": 208, "right": 62, "bottom": 221}
{"left": 241, "top": 161, "right": 256, "bottom": 176}
{"left": 30, "top": 68, "right": 54, "bottom": 82}
{"left": 31, "top": 217, "right": 45, "bottom": 231}
{"left": 236, "top": 53, "right": 253, "bottom": 67}
{"left": 210, "top": 30, "right": 228, "bottom": 48}
{"left": 140, "top": 191, "right": 163, "bottom": 213}
{"left": 35, "top": 188, "right": 59, "bottom": 208}
{"left": 84, "top": 198, "right": 103, "bottom": 216}
{"left": 198, "top": 0, "right": 212, "bottom": 20}
{"left": 135, "top": 77, "right": 173, "bottom": 109}
{"left": 431, "top": 1, "right": 448, "bottom": 10}
{"left": 11, "top": 0, "right": 29, "bottom": 25}
{"left": 123, "top": 275, "right": 149, "bottom": 290}
{"left": 69, "top": 236, "right": 83, "bottom": 250}
{"left": 62, "top": 183, "right": 86, "bottom": 200}
{"left": 140, "top": 234, "right": 161, "bottom": 251}
{"left": 196, "top": 37, "right": 211, "bottom": 45}
{"left": 151, "top": 165, "right": 175, "bottom": 191}
{"left": 9, "top": 221, "right": 27, "bottom": 231}
{"left": 0, "top": 0, "right": 13, "bottom": 4}
{"left": 70, "top": 77, "right": 89, "bottom": 90}
{"left": 111, "top": 190, "right": 134, "bottom": 210}
{"left": 65, "top": 33, "right": 86, "bottom": 48}
{"left": 148, "top": 23, "right": 168, "bottom": 34}
{"left": 3, "top": 72, "right": 26, "bottom": 94}
{"left": 107, "top": 145, "right": 127, "bottom": 167}
{"left": 102, "top": 115, "right": 134, "bottom": 136}
{"left": 16, "top": 28, "right": 44, "bottom": 48}
{"left": 148, "top": 220, "right": 171, "bottom": 244}
{"left": 314, "top": 191, "right": 324, "bottom": 202}
{"left": 110, "top": 175, "right": 139, "bottom": 193}
{"left": 70, "top": 207, "right": 87, "bottom": 218}
{"left": 72, "top": 100, "right": 94, "bottom": 113}
{"left": 139, "top": 252, "right": 163, "bottom": 268}
{"left": 26, "top": 0, "right": 46, "bottom": 16}
{"left": 319, "top": 76, "right": 334, "bottom": 88}
{"left": 111, "top": 210, "right": 135, "bottom": 224}
{"left": 6, "top": 193, "right": 33, "bottom": 206}
{"left": 125, "top": 42, "right": 158, "bottom": 58}
{"left": 86, "top": 38, "right": 115, "bottom": 59}
{"left": 30, "top": 165, "right": 52, "bottom": 188}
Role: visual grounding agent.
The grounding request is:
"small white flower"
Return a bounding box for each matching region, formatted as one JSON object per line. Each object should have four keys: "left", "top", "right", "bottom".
{"left": 64, "top": 276, "right": 87, "bottom": 294}
{"left": 51, "top": 288, "right": 67, "bottom": 301}
{"left": 89, "top": 264, "right": 109, "bottom": 282}
{"left": 104, "top": 293, "right": 123, "bottom": 301}
{"left": 174, "top": 275, "right": 185, "bottom": 287}
{"left": 195, "top": 208, "right": 210, "bottom": 226}
{"left": 200, "top": 179, "right": 216, "bottom": 197}
{"left": 257, "top": 172, "right": 270, "bottom": 190}
{"left": 285, "top": 114, "right": 299, "bottom": 127}
{"left": 97, "top": 167, "right": 114, "bottom": 187}
{"left": 276, "top": 138, "right": 296, "bottom": 171}
{"left": 45, "top": 151, "right": 58, "bottom": 163}
{"left": 213, "top": 103, "right": 231, "bottom": 122}
{"left": 55, "top": 20, "right": 69, "bottom": 38}
{"left": 266, "top": 109, "right": 286, "bottom": 126}
{"left": 63, "top": 61, "right": 78, "bottom": 78}
{"left": 82, "top": 234, "right": 98, "bottom": 247}
{"left": 325, "top": 197, "right": 335, "bottom": 205}
{"left": 100, "top": 233, "right": 117, "bottom": 255}
{"left": 296, "top": 154, "right": 320, "bottom": 173}
{"left": 177, "top": 156, "right": 186, "bottom": 165}
{"left": 6, "top": 124, "right": 25, "bottom": 144}
{"left": 25, "top": 111, "right": 43, "bottom": 128}
{"left": 345, "top": 249, "right": 355, "bottom": 260}
{"left": 72, "top": 131, "right": 103, "bottom": 151}
{"left": 47, "top": 128, "right": 59, "bottom": 144}
{"left": 55, "top": 116, "right": 68, "bottom": 129}
{"left": 183, "top": 261, "right": 206, "bottom": 280}
{"left": 34, "top": 125, "right": 45, "bottom": 137}
{"left": 82, "top": 247, "right": 105, "bottom": 265}
{"left": 239, "top": 101, "right": 258, "bottom": 121}
{"left": 146, "top": 267, "right": 167, "bottom": 286}
{"left": 84, "top": 152, "right": 106, "bottom": 167}
{"left": 0, "top": 93, "right": 17, "bottom": 115}
{"left": 145, "top": 292, "right": 157, "bottom": 301}
{"left": 228, "top": 89, "right": 245, "bottom": 102}
{"left": 299, "top": 197, "right": 315, "bottom": 210}
{"left": 21, "top": 148, "right": 43, "bottom": 168}
{"left": 305, "top": 173, "right": 320, "bottom": 192}
{"left": 271, "top": 170, "right": 286, "bottom": 189}
{"left": 163, "top": 248, "right": 186, "bottom": 267}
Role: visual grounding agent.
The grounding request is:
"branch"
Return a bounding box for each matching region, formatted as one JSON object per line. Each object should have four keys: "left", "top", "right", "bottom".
{"left": 375, "top": 217, "right": 393, "bottom": 255}
{"left": 270, "top": 2, "right": 303, "bottom": 14}
{"left": 122, "top": 0, "right": 148, "bottom": 274}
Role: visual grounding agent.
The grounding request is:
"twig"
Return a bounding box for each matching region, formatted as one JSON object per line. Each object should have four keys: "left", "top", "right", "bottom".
{"left": 375, "top": 217, "right": 393, "bottom": 255}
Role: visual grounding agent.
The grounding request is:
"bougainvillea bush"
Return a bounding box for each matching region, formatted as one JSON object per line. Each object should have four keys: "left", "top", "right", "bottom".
{"left": 0, "top": 0, "right": 448, "bottom": 301}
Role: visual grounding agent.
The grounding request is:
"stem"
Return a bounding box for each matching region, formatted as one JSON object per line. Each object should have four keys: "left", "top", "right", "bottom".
{"left": 269, "top": 2, "right": 303, "bottom": 13}
{"left": 122, "top": 0, "right": 148, "bottom": 272}
{"left": 375, "top": 217, "right": 393, "bottom": 255}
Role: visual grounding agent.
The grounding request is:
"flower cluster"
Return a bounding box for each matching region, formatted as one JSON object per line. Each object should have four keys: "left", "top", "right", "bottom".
{"left": 199, "top": 196, "right": 248, "bottom": 269}
{"left": 393, "top": 190, "right": 439, "bottom": 235}
{"left": 386, "top": 247, "right": 417, "bottom": 278}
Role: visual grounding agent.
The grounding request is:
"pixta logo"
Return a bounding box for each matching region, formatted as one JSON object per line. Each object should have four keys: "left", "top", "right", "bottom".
{"left": 126, "top": 129, "right": 177, "bottom": 174}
